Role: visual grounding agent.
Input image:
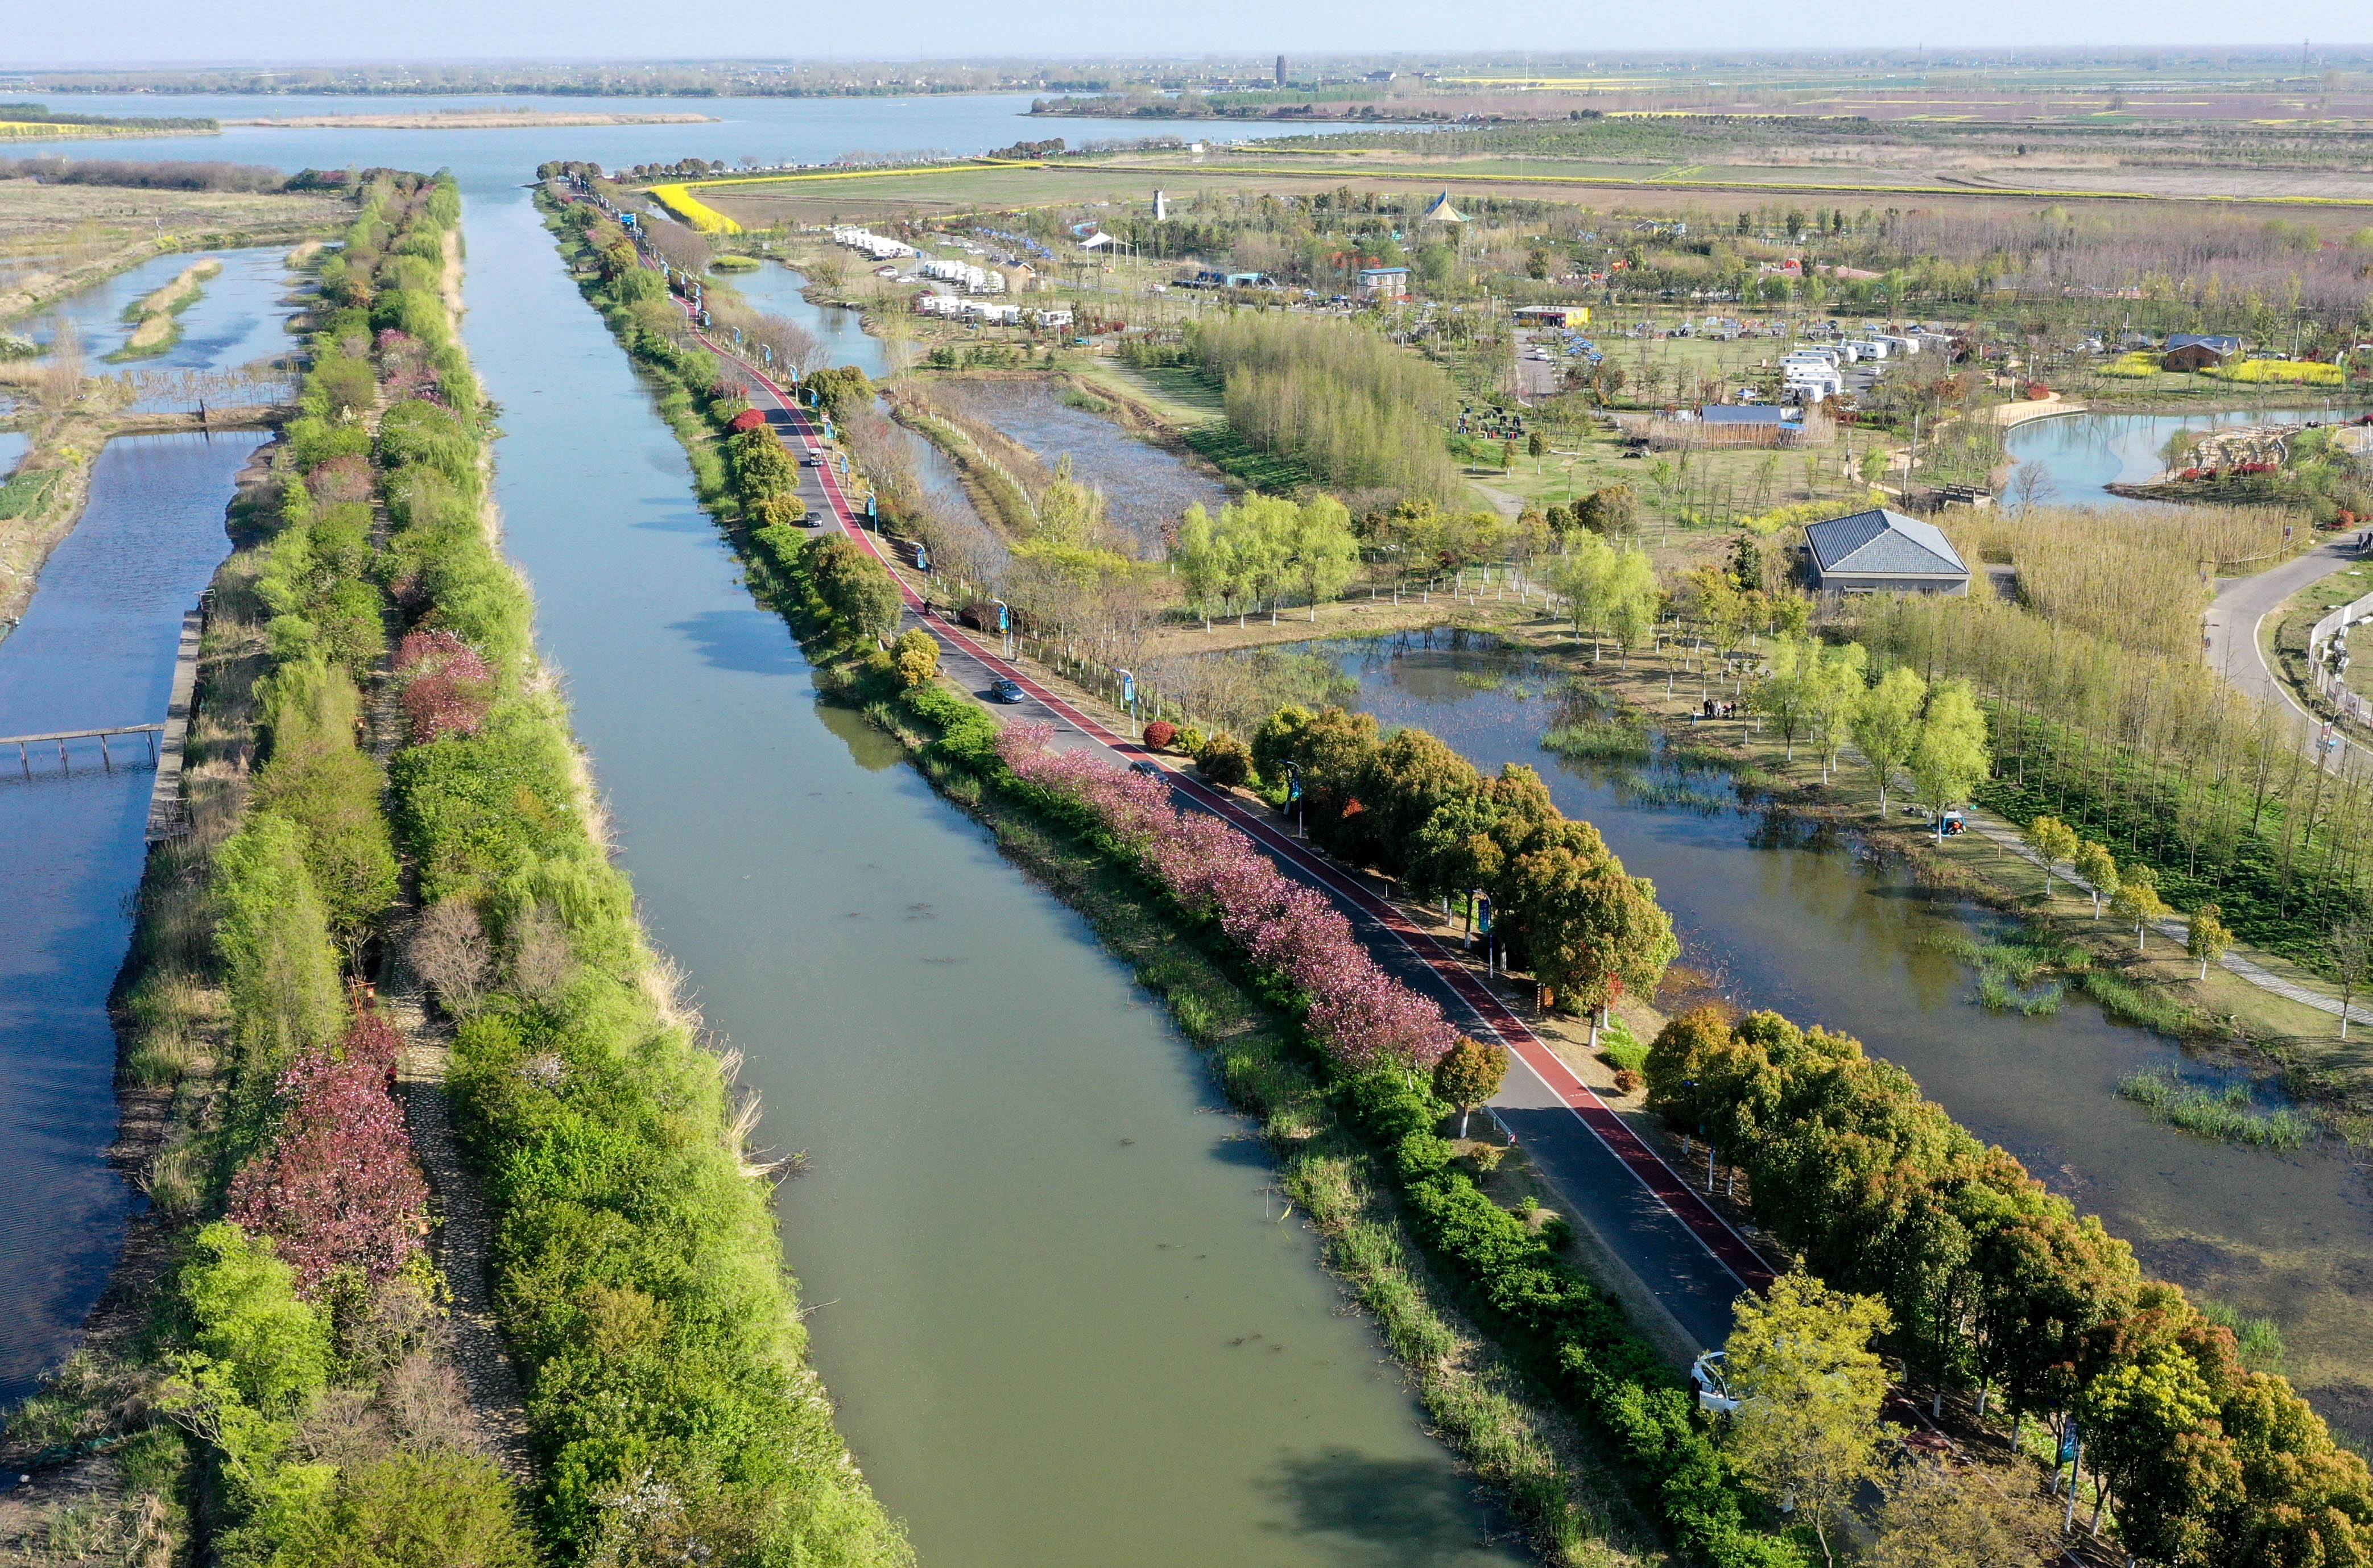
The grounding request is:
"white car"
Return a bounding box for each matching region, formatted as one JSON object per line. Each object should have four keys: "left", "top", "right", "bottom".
{"left": 1691, "top": 1350, "right": 1740, "bottom": 1414}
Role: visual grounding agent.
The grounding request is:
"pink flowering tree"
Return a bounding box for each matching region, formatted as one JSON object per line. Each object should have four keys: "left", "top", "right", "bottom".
{"left": 394, "top": 628, "right": 494, "bottom": 743}
{"left": 998, "top": 726, "right": 1456, "bottom": 1074}
{"left": 226, "top": 1007, "right": 429, "bottom": 1294}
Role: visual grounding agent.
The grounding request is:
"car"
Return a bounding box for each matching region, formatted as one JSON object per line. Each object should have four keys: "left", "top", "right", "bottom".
{"left": 990, "top": 678, "right": 1026, "bottom": 704}
{"left": 1690, "top": 1351, "right": 1739, "bottom": 1414}
{"left": 1128, "top": 759, "right": 1163, "bottom": 777}
{"left": 801, "top": 449, "right": 824, "bottom": 467}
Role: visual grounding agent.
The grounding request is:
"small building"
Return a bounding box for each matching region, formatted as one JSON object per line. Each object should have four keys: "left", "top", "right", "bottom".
{"left": 1421, "top": 189, "right": 1467, "bottom": 224}
{"left": 1358, "top": 265, "right": 1410, "bottom": 299}
{"left": 1512, "top": 304, "right": 1591, "bottom": 328}
{"left": 1804, "top": 508, "right": 1970, "bottom": 595}
{"left": 2163, "top": 333, "right": 2244, "bottom": 372}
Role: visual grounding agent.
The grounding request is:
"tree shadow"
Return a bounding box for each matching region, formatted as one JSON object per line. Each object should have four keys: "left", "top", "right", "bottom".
{"left": 670, "top": 609, "right": 804, "bottom": 678}
{"left": 1260, "top": 1447, "right": 1506, "bottom": 1566}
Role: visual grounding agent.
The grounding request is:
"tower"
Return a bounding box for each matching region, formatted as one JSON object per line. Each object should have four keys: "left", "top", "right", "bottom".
{"left": 1153, "top": 189, "right": 1168, "bottom": 221}
{"left": 1276, "top": 55, "right": 1286, "bottom": 88}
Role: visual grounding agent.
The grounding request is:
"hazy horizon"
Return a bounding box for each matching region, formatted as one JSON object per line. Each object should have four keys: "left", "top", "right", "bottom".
{"left": 6, "top": 5, "right": 2371, "bottom": 70}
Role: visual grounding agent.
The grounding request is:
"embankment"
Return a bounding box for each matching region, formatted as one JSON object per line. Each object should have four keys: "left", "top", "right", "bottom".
{"left": 1, "top": 171, "right": 906, "bottom": 1568}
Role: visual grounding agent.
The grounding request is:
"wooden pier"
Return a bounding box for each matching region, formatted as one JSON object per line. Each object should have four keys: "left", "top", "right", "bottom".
{"left": 0, "top": 602, "right": 206, "bottom": 841}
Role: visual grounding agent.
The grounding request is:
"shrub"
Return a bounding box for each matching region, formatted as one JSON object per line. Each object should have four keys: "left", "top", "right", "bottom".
{"left": 892, "top": 628, "right": 940, "bottom": 687}
{"left": 748, "top": 493, "right": 807, "bottom": 527}
{"left": 227, "top": 1010, "right": 429, "bottom": 1293}
{"left": 1142, "top": 719, "right": 1178, "bottom": 750}
{"left": 1196, "top": 731, "right": 1254, "bottom": 787}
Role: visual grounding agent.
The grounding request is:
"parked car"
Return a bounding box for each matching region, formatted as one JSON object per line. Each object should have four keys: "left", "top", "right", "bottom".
{"left": 990, "top": 677, "right": 1026, "bottom": 704}
{"left": 1690, "top": 1351, "right": 1739, "bottom": 1414}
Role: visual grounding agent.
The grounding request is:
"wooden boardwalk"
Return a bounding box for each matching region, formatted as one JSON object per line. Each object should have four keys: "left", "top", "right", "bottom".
{"left": 0, "top": 602, "right": 205, "bottom": 841}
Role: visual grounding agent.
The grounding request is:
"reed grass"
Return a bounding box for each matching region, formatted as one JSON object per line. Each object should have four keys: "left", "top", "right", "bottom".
{"left": 2118, "top": 1066, "right": 2312, "bottom": 1149}
{"left": 1938, "top": 503, "right": 2302, "bottom": 657}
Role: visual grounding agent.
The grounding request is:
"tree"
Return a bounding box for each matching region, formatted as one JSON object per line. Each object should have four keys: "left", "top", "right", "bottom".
{"left": 2188, "top": 903, "right": 2232, "bottom": 980}
{"left": 1867, "top": 1459, "right": 2060, "bottom": 1568}
{"left": 1281, "top": 494, "right": 1362, "bottom": 620}
{"left": 1551, "top": 534, "right": 1619, "bottom": 658}
{"left": 2072, "top": 1342, "right": 2239, "bottom": 1566}
{"left": 1433, "top": 1037, "right": 1510, "bottom": 1137}
{"left": 1909, "top": 678, "right": 1990, "bottom": 829}
{"left": 2074, "top": 840, "right": 2120, "bottom": 920}
{"left": 891, "top": 628, "right": 939, "bottom": 687}
{"left": 2022, "top": 814, "right": 2080, "bottom": 896}
{"left": 1749, "top": 637, "right": 1818, "bottom": 761}
{"left": 1850, "top": 665, "right": 1928, "bottom": 816}
{"left": 1806, "top": 642, "right": 1869, "bottom": 784}
{"left": 2329, "top": 914, "right": 2373, "bottom": 1041}
{"left": 1507, "top": 835, "right": 1679, "bottom": 1031}
{"left": 2113, "top": 864, "right": 2169, "bottom": 951}
{"left": 1722, "top": 1274, "right": 1895, "bottom": 1568}
{"left": 1196, "top": 732, "right": 1254, "bottom": 788}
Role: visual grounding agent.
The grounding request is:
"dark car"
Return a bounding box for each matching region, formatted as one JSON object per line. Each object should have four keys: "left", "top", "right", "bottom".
{"left": 1128, "top": 759, "right": 1163, "bottom": 777}
{"left": 990, "top": 678, "right": 1026, "bottom": 704}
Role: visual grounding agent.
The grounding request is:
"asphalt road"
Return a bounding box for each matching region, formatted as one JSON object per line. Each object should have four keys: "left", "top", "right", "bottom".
{"left": 718, "top": 338, "right": 1766, "bottom": 1355}
{"left": 2204, "top": 536, "right": 2368, "bottom": 748}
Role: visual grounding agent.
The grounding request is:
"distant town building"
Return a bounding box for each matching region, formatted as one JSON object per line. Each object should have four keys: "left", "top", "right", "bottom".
{"left": 1357, "top": 265, "right": 1409, "bottom": 299}
{"left": 1511, "top": 304, "right": 1591, "bottom": 328}
{"left": 1804, "top": 508, "right": 1970, "bottom": 595}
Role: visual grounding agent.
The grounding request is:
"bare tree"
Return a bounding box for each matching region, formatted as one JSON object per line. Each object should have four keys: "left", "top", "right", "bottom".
{"left": 408, "top": 898, "right": 493, "bottom": 1016}
{"left": 2008, "top": 460, "right": 2056, "bottom": 516}
{"left": 2330, "top": 914, "right": 2373, "bottom": 1041}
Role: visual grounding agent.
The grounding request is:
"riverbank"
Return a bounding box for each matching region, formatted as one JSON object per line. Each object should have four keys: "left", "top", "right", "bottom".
{"left": 0, "top": 381, "right": 290, "bottom": 639}
{"left": 3, "top": 172, "right": 907, "bottom": 1568}
{"left": 0, "top": 188, "right": 346, "bottom": 326}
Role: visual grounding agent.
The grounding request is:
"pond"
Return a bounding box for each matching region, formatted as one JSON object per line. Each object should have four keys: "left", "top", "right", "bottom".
{"left": 24, "top": 246, "right": 300, "bottom": 380}
{"left": 1301, "top": 626, "right": 2373, "bottom": 1440}
{"left": 933, "top": 376, "right": 1227, "bottom": 556}
{"left": 2007, "top": 403, "right": 2358, "bottom": 508}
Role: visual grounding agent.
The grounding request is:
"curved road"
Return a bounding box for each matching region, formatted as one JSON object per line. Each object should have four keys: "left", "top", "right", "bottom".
{"left": 713, "top": 338, "right": 1768, "bottom": 1355}
{"left": 2204, "top": 536, "right": 2366, "bottom": 740}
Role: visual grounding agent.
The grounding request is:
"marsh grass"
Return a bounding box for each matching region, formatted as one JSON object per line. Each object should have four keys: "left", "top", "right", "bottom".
{"left": 2118, "top": 1066, "right": 2312, "bottom": 1149}
{"left": 2198, "top": 1298, "right": 2290, "bottom": 1374}
{"left": 2081, "top": 969, "right": 2198, "bottom": 1036}
{"left": 1541, "top": 719, "right": 1651, "bottom": 765}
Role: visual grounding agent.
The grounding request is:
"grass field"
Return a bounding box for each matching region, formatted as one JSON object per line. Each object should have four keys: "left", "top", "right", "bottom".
{"left": 690, "top": 148, "right": 2373, "bottom": 231}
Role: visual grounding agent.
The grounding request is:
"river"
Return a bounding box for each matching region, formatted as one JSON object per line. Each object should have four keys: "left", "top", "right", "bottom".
{"left": 1288, "top": 626, "right": 2373, "bottom": 1441}
{"left": 7, "top": 101, "right": 1521, "bottom": 1562}
{"left": 0, "top": 431, "right": 267, "bottom": 1404}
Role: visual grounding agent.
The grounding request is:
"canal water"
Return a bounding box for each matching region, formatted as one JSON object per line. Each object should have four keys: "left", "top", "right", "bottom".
{"left": 0, "top": 431, "right": 267, "bottom": 1404}
{"left": 5, "top": 102, "right": 1521, "bottom": 1562}
{"left": 2007, "top": 403, "right": 2355, "bottom": 507}
{"left": 1298, "top": 626, "right": 2373, "bottom": 1438}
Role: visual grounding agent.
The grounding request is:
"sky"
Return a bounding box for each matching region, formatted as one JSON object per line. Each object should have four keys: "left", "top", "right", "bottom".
{"left": 6, "top": 1, "right": 2370, "bottom": 67}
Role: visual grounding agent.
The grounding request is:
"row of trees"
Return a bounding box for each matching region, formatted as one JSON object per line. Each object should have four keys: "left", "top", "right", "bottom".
{"left": 1858, "top": 590, "right": 2373, "bottom": 963}
{"left": 1648, "top": 1006, "right": 2373, "bottom": 1565}
{"left": 1192, "top": 311, "right": 1460, "bottom": 500}
{"left": 1249, "top": 706, "right": 1678, "bottom": 1018}
{"left": 1172, "top": 494, "right": 1359, "bottom": 626}
{"left": 1743, "top": 637, "right": 1991, "bottom": 820}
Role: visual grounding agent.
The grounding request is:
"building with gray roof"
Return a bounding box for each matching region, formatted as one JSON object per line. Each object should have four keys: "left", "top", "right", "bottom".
{"left": 1803, "top": 507, "right": 1969, "bottom": 595}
